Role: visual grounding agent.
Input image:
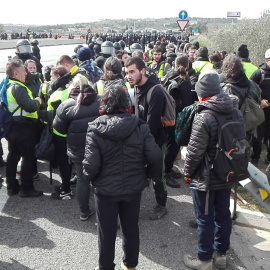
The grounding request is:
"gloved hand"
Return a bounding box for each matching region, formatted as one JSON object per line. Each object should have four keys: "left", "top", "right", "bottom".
{"left": 184, "top": 176, "right": 190, "bottom": 184}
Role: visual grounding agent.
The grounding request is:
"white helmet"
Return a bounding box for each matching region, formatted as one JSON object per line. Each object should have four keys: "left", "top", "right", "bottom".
{"left": 265, "top": 49, "right": 270, "bottom": 59}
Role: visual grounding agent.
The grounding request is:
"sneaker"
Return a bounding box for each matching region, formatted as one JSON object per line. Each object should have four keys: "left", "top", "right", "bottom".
{"left": 183, "top": 254, "right": 212, "bottom": 270}
{"left": 51, "top": 190, "right": 73, "bottom": 200}
{"left": 149, "top": 205, "right": 167, "bottom": 220}
{"left": 213, "top": 252, "right": 226, "bottom": 269}
{"left": 32, "top": 173, "right": 40, "bottom": 181}
{"left": 80, "top": 209, "right": 95, "bottom": 221}
{"left": 19, "top": 189, "right": 43, "bottom": 198}
{"left": 121, "top": 261, "right": 136, "bottom": 270}
{"left": 165, "top": 172, "right": 180, "bottom": 188}
{"left": 188, "top": 219, "right": 198, "bottom": 229}
{"left": 70, "top": 174, "right": 77, "bottom": 187}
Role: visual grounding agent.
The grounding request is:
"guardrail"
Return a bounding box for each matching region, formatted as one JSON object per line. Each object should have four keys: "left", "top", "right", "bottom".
{"left": 239, "top": 162, "right": 270, "bottom": 213}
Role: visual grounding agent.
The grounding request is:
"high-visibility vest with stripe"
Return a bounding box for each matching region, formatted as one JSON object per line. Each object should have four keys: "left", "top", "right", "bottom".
{"left": 158, "top": 63, "right": 170, "bottom": 78}
{"left": 47, "top": 88, "right": 69, "bottom": 111}
{"left": 47, "top": 88, "right": 69, "bottom": 137}
{"left": 7, "top": 79, "right": 38, "bottom": 119}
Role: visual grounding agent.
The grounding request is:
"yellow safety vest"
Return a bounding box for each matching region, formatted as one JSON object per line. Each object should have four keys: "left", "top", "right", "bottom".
{"left": 158, "top": 63, "right": 170, "bottom": 78}
{"left": 47, "top": 88, "right": 69, "bottom": 137}
{"left": 97, "top": 80, "right": 131, "bottom": 95}
{"left": 7, "top": 79, "right": 38, "bottom": 119}
{"left": 192, "top": 61, "right": 213, "bottom": 74}
{"left": 242, "top": 62, "right": 258, "bottom": 79}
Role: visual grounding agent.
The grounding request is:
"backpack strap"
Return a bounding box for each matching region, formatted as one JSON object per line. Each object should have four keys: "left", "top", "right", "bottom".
{"left": 146, "top": 85, "right": 158, "bottom": 108}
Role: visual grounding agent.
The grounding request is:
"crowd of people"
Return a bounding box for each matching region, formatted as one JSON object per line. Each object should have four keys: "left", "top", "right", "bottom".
{"left": 1, "top": 34, "right": 270, "bottom": 270}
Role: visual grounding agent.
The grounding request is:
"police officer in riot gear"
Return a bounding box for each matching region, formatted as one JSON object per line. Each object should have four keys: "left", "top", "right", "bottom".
{"left": 100, "top": 41, "right": 115, "bottom": 59}
{"left": 14, "top": 39, "right": 42, "bottom": 73}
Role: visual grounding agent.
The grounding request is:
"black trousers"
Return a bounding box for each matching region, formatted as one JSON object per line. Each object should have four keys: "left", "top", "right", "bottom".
{"left": 53, "top": 134, "right": 72, "bottom": 192}
{"left": 6, "top": 122, "right": 36, "bottom": 191}
{"left": 95, "top": 193, "right": 141, "bottom": 270}
{"left": 165, "top": 125, "right": 180, "bottom": 173}
{"left": 251, "top": 122, "right": 265, "bottom": 161}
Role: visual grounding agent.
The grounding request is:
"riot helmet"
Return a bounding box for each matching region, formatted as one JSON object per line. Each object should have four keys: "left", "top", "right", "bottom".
{"left": 16, "top": 39, "right": 32, "bottom": 54}
{"left": 91, "top": 37, "right": 96, "bottom": 43}
{"left": 113, "top": 42, "right": 121, "bottom": 51}
{"left": 96, "top": 37, "right": 103, "bottom": 45}
{"left": 101, "top": 41, "right": 115, "bottom": 57}
{"left": 93, "top": 44, "right": 101, "bottom": 55}
{"left": 119, "top": 40, "right": 126, "bottom": 50}
{"left": 30, "top": 39, "right": 39, "bottom": 45}
{"left": 74, "top": 44, "right": 84, "bottom": 53}
{"left": 130, "top": 43, "right": 142, "bottom": 53}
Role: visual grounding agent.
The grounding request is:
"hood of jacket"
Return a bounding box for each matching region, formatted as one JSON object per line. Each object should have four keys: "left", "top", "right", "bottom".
{"left": 223, "top": 74, "right": 250, "bottom": 88}
{"left": 50, "top": 74, "right": 71, "bottom": 92}
{"left": 197, "top": 92, "right": 234, "bottom": 115}
{"left": 69, "top": 85, "right": 98, "bottom": 105}
{"left": 89, "top": 113, "right": 139, "bottom": 141}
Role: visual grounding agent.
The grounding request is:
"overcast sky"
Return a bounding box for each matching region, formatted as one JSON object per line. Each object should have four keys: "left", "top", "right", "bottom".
{"left": 1, "top": 1, "right": 269, "bottom": 25}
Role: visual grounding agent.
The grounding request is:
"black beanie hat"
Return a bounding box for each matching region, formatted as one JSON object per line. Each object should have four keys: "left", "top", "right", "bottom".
{"left": 195, "top": 71, "right": 221, "bottom": 97}
{"left": 77, "top": 47, "right": 92, "bottom": 61}
{"left": 237, "top": 44, "right": 249, "bottom": 58}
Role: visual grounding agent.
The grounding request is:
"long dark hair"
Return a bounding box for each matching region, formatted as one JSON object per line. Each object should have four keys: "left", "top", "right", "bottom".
{"left": 100, "top": 84, "right": 129, "bottom": 114}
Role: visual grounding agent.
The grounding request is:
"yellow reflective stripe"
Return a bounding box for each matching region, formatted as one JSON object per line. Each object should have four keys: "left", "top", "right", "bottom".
{"left": 70, "top": 65, "right": 79, "bottom": 76}
{"left": 53, "top": 128, "right": 67, "bottom": 137}
{"left": 97, "top": 80, "right": 104, "bottom": 95}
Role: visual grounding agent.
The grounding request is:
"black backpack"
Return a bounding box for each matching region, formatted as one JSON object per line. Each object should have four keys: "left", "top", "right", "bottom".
{"left": 0, "top": 100, "right": 20, "bottom": 139}
{"left": 207, "top": 109, "right": 250, "bottom": 183}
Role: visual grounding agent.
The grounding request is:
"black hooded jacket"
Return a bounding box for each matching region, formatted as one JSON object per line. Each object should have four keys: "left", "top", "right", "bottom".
{"left": 184, "top": 93, "right": 239, "bottom": 191}
{"left": 83, "top": 113, "right": 162, "bottom": 196}
{"left": 134, "top": 74, "right": 167, "bottom": 147}
{"left": 53, "top": 86, "right": 100, "bottom": 162}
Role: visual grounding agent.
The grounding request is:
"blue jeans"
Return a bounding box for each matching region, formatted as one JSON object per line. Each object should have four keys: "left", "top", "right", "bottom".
{"left": 74, "top": 161, "right": 91, "bottom": 214}
{"left": 191, "top": 188, "right": 232, "bottom": 261}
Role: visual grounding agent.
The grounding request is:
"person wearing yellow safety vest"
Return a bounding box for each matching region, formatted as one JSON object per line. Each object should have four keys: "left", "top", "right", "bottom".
{"left": 192, "top": 46, "right": 213, "bottom": 74}
{"left": 148, "top": 46, "right": 171, "bottom": 80}
{"left": 94, "top": 57, "right": 132, "bottom": 112}
{"left": 237, "top": 44, "right": 258, "bottom": 79}
{"left": 5, "top": 59, "right": 43, "bottom": 198}
{"left": 53, "top": 74, "right": 100, "bottom": 220}
{"left": 144, "top": 43, "right": 153, "bottom": 65}
{"left": 39, "top": 65, "right": 74, "bottom": 200}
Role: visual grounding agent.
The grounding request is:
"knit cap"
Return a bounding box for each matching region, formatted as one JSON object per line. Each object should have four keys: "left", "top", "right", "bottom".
{"left": 77, "top": 47, "right": 92, "bottom": 61}
{"left": 195, "top": 70, "right": 221, "bottom": 97}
